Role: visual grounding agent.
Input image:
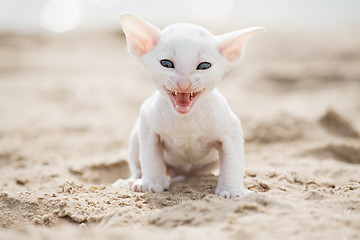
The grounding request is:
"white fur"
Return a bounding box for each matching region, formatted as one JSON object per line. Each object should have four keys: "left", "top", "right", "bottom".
{"left": 112, "top": 13, "right": 264, "bottom": 198}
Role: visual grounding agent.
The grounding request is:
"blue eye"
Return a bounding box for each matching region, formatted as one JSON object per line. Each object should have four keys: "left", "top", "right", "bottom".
{"left": 160, "top": 59, "right": 174, "bottom": 68}
{"left": 197, "top": 62, "right": 211, "bottom": 70}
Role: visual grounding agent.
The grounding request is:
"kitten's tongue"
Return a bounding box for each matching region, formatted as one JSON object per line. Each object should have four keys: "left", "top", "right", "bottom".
{"left": 175, "top": 93, "right": 191, "bottom": 109}
{"left": 176, "top": 93, "right": 191, "bottom": 105}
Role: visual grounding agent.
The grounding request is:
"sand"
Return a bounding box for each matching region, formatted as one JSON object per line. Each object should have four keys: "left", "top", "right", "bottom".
{"left": 0, "top": 28, "right": 359, "bottom": 240}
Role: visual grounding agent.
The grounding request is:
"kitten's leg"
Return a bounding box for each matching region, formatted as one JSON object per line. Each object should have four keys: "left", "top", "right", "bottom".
{"left": 166, "top": 164, "right": 187, "bottom": 183}
{"left": 112, "top": 121, "right": 141, "bottom": 187}
{"left": 216, "top": 127, "right": 250, "bottom": 198}
{"left": 131, "top": 118, "right": 169, "bottom": 193}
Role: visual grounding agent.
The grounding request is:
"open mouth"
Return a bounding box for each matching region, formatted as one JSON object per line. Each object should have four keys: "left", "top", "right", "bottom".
{"left": 164, "top": 87, "right": 204, "bottom": 114}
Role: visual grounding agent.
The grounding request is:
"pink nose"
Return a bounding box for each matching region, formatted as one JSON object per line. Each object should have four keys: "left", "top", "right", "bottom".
{"left": 177, "top": 80, "right": 192, "bottom": 91}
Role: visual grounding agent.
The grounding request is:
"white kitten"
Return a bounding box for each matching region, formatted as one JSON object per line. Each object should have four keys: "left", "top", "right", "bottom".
{"left": 113, "top": 13, "right": 264, "bottom": 198}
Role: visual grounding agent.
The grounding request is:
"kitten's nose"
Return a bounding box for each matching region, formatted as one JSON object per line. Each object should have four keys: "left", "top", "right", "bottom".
{"left": 177, "top": 80, "right": 192, "bottom": 91}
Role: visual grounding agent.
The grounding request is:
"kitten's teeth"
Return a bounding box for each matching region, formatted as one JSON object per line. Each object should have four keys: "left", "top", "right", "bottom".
{"left": 190, "top": 92, "right": 194, "bottom": 97}
{"left": 174, "top": 91, "right": 177, "bottom": 96}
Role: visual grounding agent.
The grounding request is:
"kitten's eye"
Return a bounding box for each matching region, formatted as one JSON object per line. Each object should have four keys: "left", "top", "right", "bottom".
{"left": 197, "top": 62, "right": 211, "bottom": 70}
{"left": 160, "top": 59, "right": 174, "bottom": 68}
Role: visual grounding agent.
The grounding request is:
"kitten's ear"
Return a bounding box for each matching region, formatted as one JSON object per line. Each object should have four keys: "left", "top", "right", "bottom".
{"left": 120, "top": 13, "right": 160, "bottom": 59}
{"left": 216, "top": 27, "right": 264, "bottom": 63}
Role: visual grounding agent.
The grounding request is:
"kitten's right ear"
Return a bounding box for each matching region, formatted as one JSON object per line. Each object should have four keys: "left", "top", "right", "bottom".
{"left": 216, "top": 27, "right": 265, "bottom": 64}
{"left": 120, "top": 13, "right": 160, "bottom": 59}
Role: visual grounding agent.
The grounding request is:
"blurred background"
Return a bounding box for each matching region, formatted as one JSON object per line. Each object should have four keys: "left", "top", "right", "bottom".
{"left": 1, "top": 0, "right": 360, "bottom": 32}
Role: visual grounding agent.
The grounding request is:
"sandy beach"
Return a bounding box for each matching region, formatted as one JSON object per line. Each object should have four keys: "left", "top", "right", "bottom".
{"left": 0, "top": 28, "right": 359, "bottom": 239}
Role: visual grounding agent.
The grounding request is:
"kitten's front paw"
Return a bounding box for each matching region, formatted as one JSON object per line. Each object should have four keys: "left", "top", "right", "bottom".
{"left": 131, "top": 178, "right": 169, "bottom": 193}
{"left": 215, "top": 186, "right": 250, "bottom": 198}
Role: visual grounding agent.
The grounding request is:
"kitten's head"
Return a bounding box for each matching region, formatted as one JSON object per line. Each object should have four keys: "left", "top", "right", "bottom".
{"left": 120, "top": 13, "right": 264, "bottom": 114}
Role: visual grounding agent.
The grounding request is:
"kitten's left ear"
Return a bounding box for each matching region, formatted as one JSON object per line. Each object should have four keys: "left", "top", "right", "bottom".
{"left": 120, "top": 13, "right": 161, "bottom": 59}
{"left": 216, "top": 27, "right": 265, "bottom": 63}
